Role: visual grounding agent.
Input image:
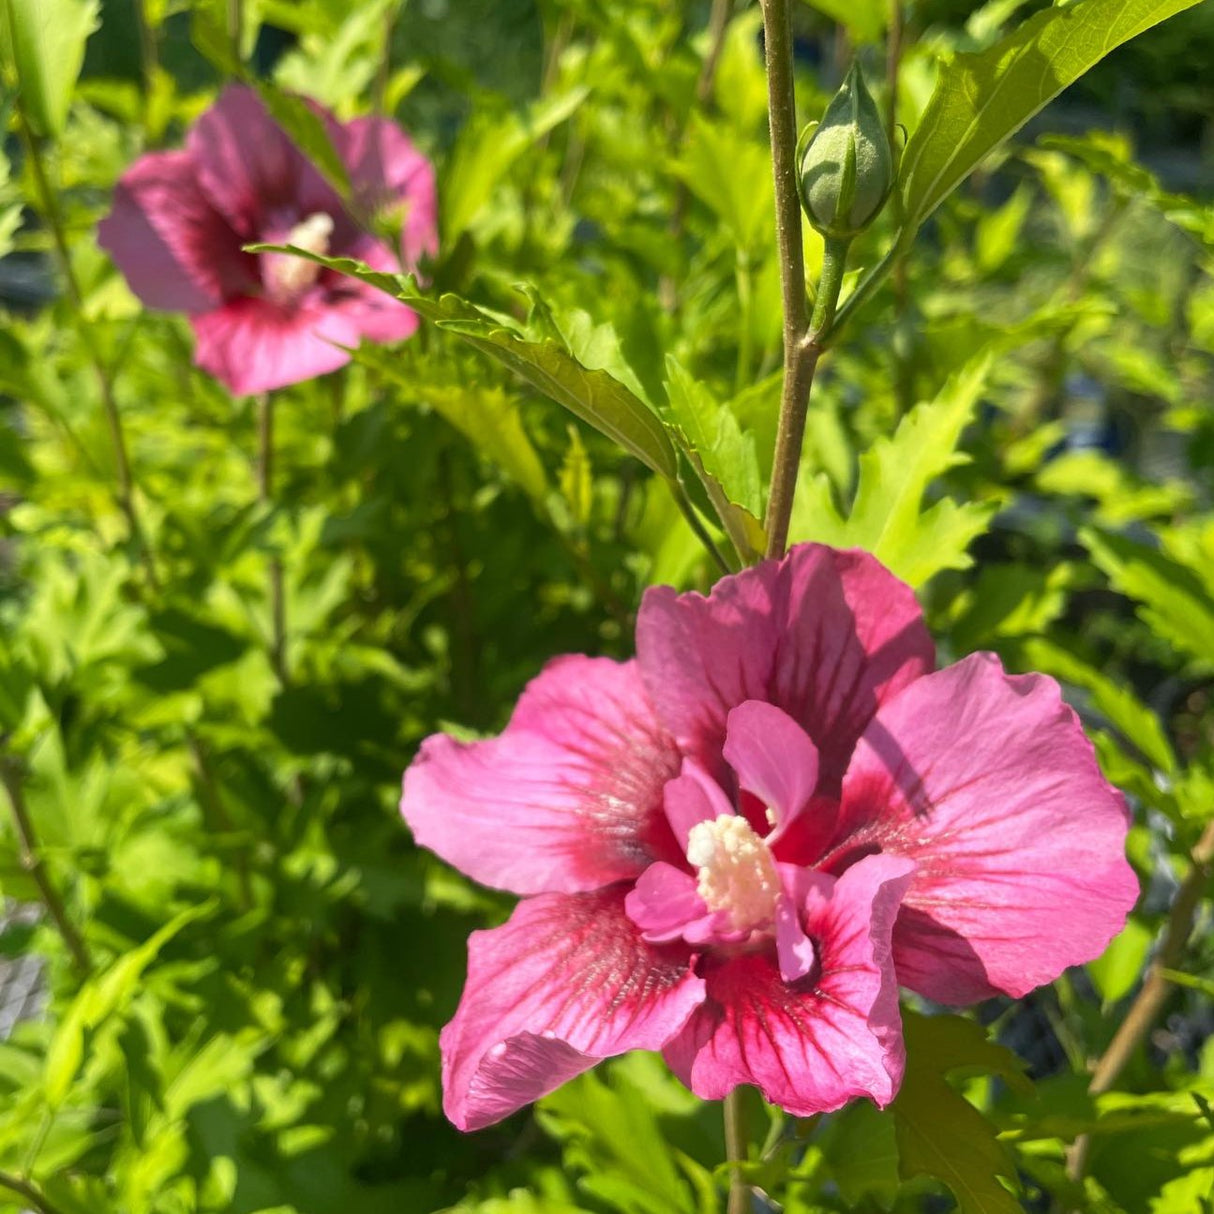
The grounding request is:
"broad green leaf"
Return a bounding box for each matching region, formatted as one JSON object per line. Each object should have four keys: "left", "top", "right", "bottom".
{"left": 789, "top": 357, "right": 995, "bottom": 587}
{"left": 1037, "top": 450, "right": 1192, "bottom": 526}
{"left": 1018, "top": 637, "right": 1176, "bottom": 773}
{"left": 0, "top": 0, "right": 99, "bottom": 137}
{"left": 892, "top": 1012, "right": 1030, "bottom": 1214}
{"left": 799, "top": 0, "right": 888, "bottom": 44}
{"left": 1081, "top": 528, "right": 1214, "bottom": 670}
{"left": 247, "top": 250, "right": 678, "bottom": 478}
{"left": 827, "top": 1100, "right": 901, "bottom": 1209}
{"left": 443, "top": 87, "right": 588, "bottom": 241}
{"left": 1089, "top": 918, "right": 1154, "bottom": 1005}
{"left": 899, "top": 0, "right": 1205, "bottom": 238}
{"left": 947, "top": 563, "right": 1073, "bottom": 652}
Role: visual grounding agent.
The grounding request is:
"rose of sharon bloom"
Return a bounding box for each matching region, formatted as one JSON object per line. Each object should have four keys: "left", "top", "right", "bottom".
{"left": 401, "top": 543, "right": 1138, "bottom": 1131}
{"left": 98, "top": 85, "right": 437, "bottom": 396}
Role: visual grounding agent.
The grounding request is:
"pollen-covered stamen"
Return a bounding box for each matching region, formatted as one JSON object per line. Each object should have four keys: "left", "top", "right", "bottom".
{"left": 686, "top": 814, "right": 780, "bottom": 933}
{"left": 263, "top": 212, "right": 334, "bottom": 303}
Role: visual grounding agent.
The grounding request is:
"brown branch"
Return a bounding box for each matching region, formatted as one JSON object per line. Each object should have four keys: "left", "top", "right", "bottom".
{"left": 0, "top": 1169, "right": 68, "bottom": 1214}
{"left": 1066, "top": 815, "right": 1214, "bottom": 1183}
{"left": 0, "top": 760, "right": 91, "bottom": 978}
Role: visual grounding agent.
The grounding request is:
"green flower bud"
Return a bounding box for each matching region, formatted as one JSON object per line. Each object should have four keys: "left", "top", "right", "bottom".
{"left": 798, "top": 62, "right": 893, "bottom": 240}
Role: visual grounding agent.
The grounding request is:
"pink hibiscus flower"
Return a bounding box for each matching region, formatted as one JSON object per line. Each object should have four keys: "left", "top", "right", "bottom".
{"left": 401, "top": 543, "right": 1138, "bottom": 1131}
{"left": 98, "top": 85, "right": 437, "bottom": 396}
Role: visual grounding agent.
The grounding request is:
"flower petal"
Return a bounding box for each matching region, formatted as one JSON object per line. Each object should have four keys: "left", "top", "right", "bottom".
{"left": 324, "top": 233, "right": 421, "bottom": 344}
{"left": 402, "top": 656, "right": 682, "bottom": 895}
{"left": 663, "top": 854, "right": 914, "bottom": 1114}
{"left": 190, "top": 296, "right": 358, "bottom": 395}
{"left": 188, "top": 85, "right": 342, "bottom": 236}
{"left": 834, "top": 652, "right": 1139, "bottom": 1003}
{"left": 441, "top": 887, "right": 705, "bottom": 1131}
{"left": 334, "top": 116, "right": 439, "bottom": 265}
{"left": 724, "top": 700, "right": 819, "bottom": 837}
{"left": 98, "top": 150, "right": 256, "bottom": 311}
{"left": 637, "top": 544, "right": 933, "bottom": 795}
{"left": 624, "top": 862, "right": 706, "bottom": 941}
{"left": 662, "top": 758, "right": 734, "bottom": 852}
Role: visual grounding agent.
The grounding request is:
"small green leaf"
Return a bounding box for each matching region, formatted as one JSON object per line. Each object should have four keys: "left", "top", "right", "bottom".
{"left": 899, "top": 0, "right": 1204, "bottom": 239}
{"left": 1081, "top": 527, "right": 1214, "bottom": 670}
{"left": 1089, "top": 919, "right": 1155, "bottom": 1005}
{"left": 892, "top": 1011, "right": 1030, "bottom": 1214}
{"left": 798, "top": 0, "right": 888, "bottom": 44}
{"left": 443, "top": 87, "right": 588, "bottom": 241}
{"left": 789, "top": 357, "right": 995, "bottom": 587}
{"left": 0, "top": 0, "right": 99, "bottom": 137}
{"left": 559, "top": 427, "right": 593, "bottom": 529}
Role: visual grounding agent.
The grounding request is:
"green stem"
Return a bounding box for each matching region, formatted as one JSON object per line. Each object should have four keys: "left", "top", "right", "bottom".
{"left": 724, "top": 1088, "right": 749, "bottom": 1214}
{"left": 824, "top": 240, "right": 898, "bottom": 348}
{"left": 0, "top": 1170, "right": 66, "bottom": 1214}
{"left": 14, "top": 109, "right": 160, "bottom": 591}
{"left": 763, "top": 235, "right": 850, "bottom": 560}
{"left": 257, "top": 392, "right": 287, "bottom": 684}
{"left": 671, "top": 480, "right": 731, "bottom": 577}
{"left": 133, "top": 0, "right": 159, "bottom": 98}
{"left": 227, "top": 0, "right": 243, "bottom": 61}
{"left": 0, "top": 759, "right": 91, "bottom": 978}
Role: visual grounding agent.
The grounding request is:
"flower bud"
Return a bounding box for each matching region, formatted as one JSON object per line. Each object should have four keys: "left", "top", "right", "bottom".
{"left": 798, "top": 63, "right": 893, "bottom": 240}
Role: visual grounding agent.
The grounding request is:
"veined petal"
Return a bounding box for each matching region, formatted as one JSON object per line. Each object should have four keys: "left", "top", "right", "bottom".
{"left": 98, "top": 150, "right": 256, "bottom": 311}
{"left": 324, "top": 233, "right": 421, "bottom": 344}
{"left": 190, "top": 296, "right": 358, "bottom": 395}
{"left": 636, "top": 544, "right": 933, "bottom": 795}
{"left": 402, "top": 656, "right": 682, "bottom": 895}
{"left": 624, "top": 862, "right": 707, "bottom": 942}
{"left": 834, "top": 653, "right": 1139, "bottom": 1004}
{"left": 663, "top": 854, "right": 914, "bottom": 1114}
{"left": 441, "top": 887, "right": 704, "bottom": 1131}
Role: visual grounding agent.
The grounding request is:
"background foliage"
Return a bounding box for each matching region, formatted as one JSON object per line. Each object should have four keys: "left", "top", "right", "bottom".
{"left": 0, "top": 0, "right": 1212, "bottom": 1210}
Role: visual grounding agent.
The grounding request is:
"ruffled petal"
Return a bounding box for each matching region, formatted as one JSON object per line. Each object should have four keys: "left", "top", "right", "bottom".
{"left": 636, "top": 544, "right": 933, "bottom": 795}
{"left": 98, "top": 150, "right": 256, "bottom": 311}
{"left": 402, "top": 656, "right": 682, "bottom": 895}
{"left": 723, "top": 700, "right": 819, "bottom": 838}
{"left": 441, "top": 887, "right": 704, "bottom": 1131}
{"left": 190, "top": 295, "right": 358, "bottom": 395}
{"left": 663, "top": 854, "right": 914, "bottom": 1114}
{"left": 188, "top": 85, "right": 342, "bottom": 236}
{"left": 334, "top": 116, "right": 439, "bottom": 265}
{"left": 834, "top": 653, "right": 1139, "bottom": 1004}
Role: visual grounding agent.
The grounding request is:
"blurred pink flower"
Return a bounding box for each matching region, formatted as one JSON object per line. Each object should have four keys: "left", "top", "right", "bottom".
{"left": 401, "top": 544, "right": 1138, "bottom": 1131}
{"left": 98, "top": 85, "right": 437, "bottom": 395}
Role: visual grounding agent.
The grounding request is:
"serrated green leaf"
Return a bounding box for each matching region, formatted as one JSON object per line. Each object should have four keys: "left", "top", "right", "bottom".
{"left": 1, "top": 0, "right": 99, "bottom": 137}
{"left": 789, "top": 357, "right": 995, "bottom": 587}
{"left": 1081, "top": 528, "right": 1214, "bottom": 670}
{"left": 892, "top": 1011, "right": 1029, "bottom": 1214}
{"left": 255, "top": 83, "right": 351, "bottom": 198}
{"left": 899, "top": 0, "right": 1204, "bottom": 239}
{"left": 356, "top": 345, "right": 549, "bottom": 503}
{"left": 44, "top": 901, "right": 214, "bottom": 1107}
{"left": 247, "top": 250, "right": 678, "bottom": 478}
{"left": 664, "top": 358, "right": 765, "bottom": 562}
